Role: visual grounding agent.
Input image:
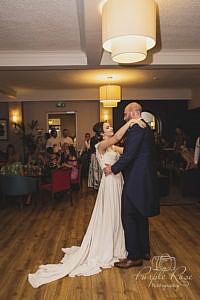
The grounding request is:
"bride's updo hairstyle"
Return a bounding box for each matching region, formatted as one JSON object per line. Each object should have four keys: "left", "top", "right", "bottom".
{"left": 93, "top": 121, "right": 104, "bottom": 141}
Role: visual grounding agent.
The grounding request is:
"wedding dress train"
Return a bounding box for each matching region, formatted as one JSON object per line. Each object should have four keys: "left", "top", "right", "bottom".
{"left": 28, "top": 146, "right": 126, "bottom": 288}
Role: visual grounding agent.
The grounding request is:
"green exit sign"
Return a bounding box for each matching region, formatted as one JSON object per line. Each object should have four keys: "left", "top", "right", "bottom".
{"left": 56, "top": 102, "right": 65, "bottom": 108}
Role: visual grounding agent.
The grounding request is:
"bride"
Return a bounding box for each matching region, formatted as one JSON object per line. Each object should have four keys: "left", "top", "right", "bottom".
{"left": 28, "top": 118, "right": 145, "bottom": 288}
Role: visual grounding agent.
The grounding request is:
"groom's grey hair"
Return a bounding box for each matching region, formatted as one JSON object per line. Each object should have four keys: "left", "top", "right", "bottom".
{"left": 125, "top": 102, "right": 142, "bottom": 114}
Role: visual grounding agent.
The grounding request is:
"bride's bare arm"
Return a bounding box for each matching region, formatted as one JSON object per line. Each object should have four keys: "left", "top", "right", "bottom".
{"left": 97, "top": 119, "right": 145, "bottom": 154}
{"left": 113, "top": 145, "right": 124, "bottom": 155}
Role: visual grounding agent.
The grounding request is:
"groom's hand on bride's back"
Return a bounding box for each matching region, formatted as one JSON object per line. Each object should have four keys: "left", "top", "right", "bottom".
{"left": 103, "top": 164, "right": 112, "bottom": 176}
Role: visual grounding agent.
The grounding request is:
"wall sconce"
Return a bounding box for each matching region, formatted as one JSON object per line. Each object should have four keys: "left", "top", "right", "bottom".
{"left": 11, "top": 110, "right": 21, "bottom": 131}
{"left": 102, "top": 0, "right": 156, "bottom": 64}
{"left": 99, "top": 84, "right": 121, "bottom": 107}
{"left": 11, "top": 111, "right": 20, "bottom": 125}
{"left": 12, "top": 114, "right": 18, "bottom": 123}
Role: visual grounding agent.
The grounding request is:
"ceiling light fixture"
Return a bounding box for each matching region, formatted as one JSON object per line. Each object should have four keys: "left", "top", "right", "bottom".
{"left": 102, "top": 0, "right": 156, "bottom": 64}
{"left": 99, "top": 84, "right": 121, "bottom": 107}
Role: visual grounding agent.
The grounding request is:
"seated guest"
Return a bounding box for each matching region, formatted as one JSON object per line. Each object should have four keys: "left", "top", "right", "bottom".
{"left": 42, "top": 147, "right": 61, "bottom": 183}
{"left": 60, "top": 143, "right": 70, "bottom": 164}
{"left": 1, "top": 144, "right": 23, "bottom": 176}
{"left": 60, "top": 129, "right": 74, "bottom": 147}
{"left": 46, "top": 147, "right": 61, "bottom": 169}
{"left": 180, "top": 145, "right": 195, "bottom": 170}
{"left": 62, "top": 146, "right": 78, "bottom": 183}
{"left": 46, "top": 129, "right": 61, "bottom": 153}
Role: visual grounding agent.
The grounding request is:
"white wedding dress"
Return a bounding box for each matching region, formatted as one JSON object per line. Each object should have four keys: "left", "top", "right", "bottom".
{"left": 28, "top": 146, "right": 126, "bottom": 288}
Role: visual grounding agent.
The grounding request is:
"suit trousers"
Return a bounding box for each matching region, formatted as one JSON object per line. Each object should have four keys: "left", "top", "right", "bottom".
{"left": 121, "top": 192, "right": 150, "bottom": 260}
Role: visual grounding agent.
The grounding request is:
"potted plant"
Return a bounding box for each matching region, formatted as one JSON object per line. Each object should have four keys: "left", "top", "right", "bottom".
{"left": 13, "top": 120, "right": 40, "bottom": 161}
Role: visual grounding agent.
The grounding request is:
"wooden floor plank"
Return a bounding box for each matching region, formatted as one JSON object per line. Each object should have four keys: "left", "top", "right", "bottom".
{"left": 0, "top": 187, "right": 199, "bottom": 300}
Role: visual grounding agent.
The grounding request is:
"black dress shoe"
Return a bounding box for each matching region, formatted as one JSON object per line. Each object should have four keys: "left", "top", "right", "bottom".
{"left": 114, "top": 259, "right": 143, "bottom": 269}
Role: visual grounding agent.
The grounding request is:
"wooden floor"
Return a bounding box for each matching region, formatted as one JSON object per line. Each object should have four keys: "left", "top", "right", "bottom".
{"left": 0, "top": 184, "right": 200, "bottom": 300}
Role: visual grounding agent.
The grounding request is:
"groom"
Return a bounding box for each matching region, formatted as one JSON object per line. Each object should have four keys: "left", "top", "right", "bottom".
{"left": 104, "top": 102, "right": 160, "bottom": 268}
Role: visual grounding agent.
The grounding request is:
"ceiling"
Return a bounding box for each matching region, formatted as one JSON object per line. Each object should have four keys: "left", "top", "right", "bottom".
{"left": 0, "top": 0, "right": 200, "bottom": 100}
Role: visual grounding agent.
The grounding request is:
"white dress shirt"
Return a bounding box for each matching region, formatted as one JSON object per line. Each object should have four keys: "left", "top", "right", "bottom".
{"left": 61, "top": 136, "right": 74, "bottom": 146}
{"left": 46, "top": 136, "right": 61, "bottom": 153}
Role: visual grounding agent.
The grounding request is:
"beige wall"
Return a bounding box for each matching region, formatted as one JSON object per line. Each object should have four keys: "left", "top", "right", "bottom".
{"left": 23, "top": 101, "right": 100, "bottom": 150}
{"left": 0, "top": 102, "right": 8, "bottom": 117}
{"left": 1, "top": 85, "right": 197, "bottom": 152}
{"left": 18, "top": 87, "right": 192, "bottom": 102}
{"left": 122, "top": 87, "right": 191, "bottom": 100}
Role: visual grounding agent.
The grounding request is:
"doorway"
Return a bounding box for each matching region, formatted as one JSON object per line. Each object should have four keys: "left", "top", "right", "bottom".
{"left": 47, "top": 112, "right": 77, "bottom": 141}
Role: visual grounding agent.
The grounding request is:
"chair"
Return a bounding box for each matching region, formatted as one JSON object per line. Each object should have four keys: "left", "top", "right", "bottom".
{"left": 0, "top": 175, "right": 38, "bottom": 209}
{"left": 40, "top": 168, "right": 72, "bottom": 204}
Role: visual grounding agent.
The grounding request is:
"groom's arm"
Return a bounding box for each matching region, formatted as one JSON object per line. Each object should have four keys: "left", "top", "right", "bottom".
{"left": 111, "top": 125, "right": 145, "bottom": 174}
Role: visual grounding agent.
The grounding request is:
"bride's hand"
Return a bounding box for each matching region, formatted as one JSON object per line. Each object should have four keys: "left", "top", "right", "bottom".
{"left": 128, "top": 119, "right": 146, "bottom": 128}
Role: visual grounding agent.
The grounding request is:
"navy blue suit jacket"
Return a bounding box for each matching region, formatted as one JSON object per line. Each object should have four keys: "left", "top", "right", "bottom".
{"left": 111, "top": 123, "right": 160, "bottom": 217}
